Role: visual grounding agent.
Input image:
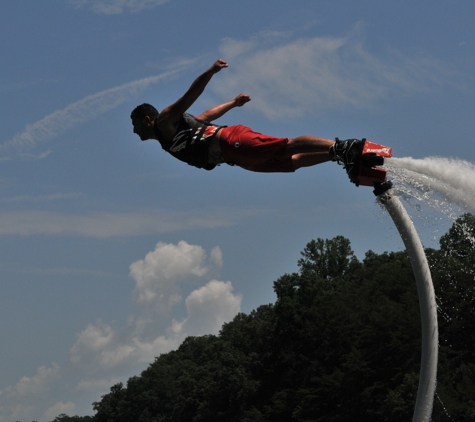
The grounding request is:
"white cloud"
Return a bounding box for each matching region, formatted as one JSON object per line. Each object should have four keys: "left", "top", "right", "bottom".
{"left": 70, "top": 0, "right": 169, "bottom": 15}
{"left": 8, "top": 364, "right": 60, "bottom": 397}
{"left": 70, "top": 322, "right": 140, "bottom": 371}
{"left": 70, "top": 279, "right": 240, "bottom": 374}
{"left": 70, "top": 241, "right": 237, "bottom": 374}
{"left": 0, "top": 241, "right": 240, "bottom": 420}
{"left": 179, "top": 280, "right": 243, "bottom": 336}
{"left": 0, "top": 208, "right": 259, "bottom": 237}
{"left": 214, "top": 31, "right": 456, "bottom": 120}
{"left": 129, "top": 333, "right": 184, "bottom": 364}
{"left": 70, "top": 321, "right": 115, "bottom": 365}
{"left": 129, "top": 240, "right": 222, "bottom": 303}
{"left": 44, "top": 402, "right": 76, "bottom": 421}
{"left": 0, "top": 364, "right": 61, "bottom": 421}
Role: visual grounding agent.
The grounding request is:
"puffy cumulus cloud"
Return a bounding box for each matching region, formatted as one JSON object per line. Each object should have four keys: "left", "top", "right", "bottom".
{"left": 69, "top": 321, "right": 178, "bottom": 372}
{"left": 69, "top": 0, "right": 169, "bottom": 15}
{"left": 44, "top": 401, "right": 76, "bottom": 421}
{"left": 70, "top": 321, "right": 121, "bottom": 368}
{"left": 5, "top": 364, "right": 60, "bottom": 397}
{"left": 130, "top": 241, "right": 223, "bottom": 304}
{"left": 178, "top": 280, "right": 243, "bottom": 336}
{"left": 70, "top": 241, "right": 237, "bottom": 373}
{"left": 128, "top": 333, "right": 184, "bottom": 364}
{"left": 70, "top": 280, "right": 241, "bottom": 376}
{"left": 0, "top": 241, "right": 240, "bottom": 420}
{"left": 0, "top": 364, "right": 61, "bottom": 421}
{"left": 214, "top": 30, "right": 457, "bottom": 120}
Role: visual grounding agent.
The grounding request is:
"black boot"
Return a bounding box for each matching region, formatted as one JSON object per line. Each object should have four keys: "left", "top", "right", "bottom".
{"left": 330, "top": 138, "right": 364, "bottom": 180}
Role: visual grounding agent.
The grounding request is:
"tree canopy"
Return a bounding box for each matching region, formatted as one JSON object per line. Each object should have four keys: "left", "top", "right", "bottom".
{"left": 52, "top": 213, "right": 475, "bottom": 422}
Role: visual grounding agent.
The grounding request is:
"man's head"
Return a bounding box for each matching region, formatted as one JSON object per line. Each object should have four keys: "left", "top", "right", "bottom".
{"left": 130, "top": 103, "right": 159, "bottom": 141}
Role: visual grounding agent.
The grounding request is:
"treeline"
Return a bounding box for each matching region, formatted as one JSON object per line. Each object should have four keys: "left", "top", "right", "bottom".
{"left": 52, "top": 214, "right": 475, "bottom": 422}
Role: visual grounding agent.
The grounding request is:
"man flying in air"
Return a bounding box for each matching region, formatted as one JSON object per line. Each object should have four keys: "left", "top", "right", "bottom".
{"left": 131, "top": 59, "right": 359, "bottom": 174}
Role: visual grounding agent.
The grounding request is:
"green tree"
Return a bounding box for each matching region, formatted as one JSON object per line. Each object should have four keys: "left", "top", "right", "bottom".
{"left": 297, "top": 235, "right": 358, "bottom": 280}
{"left": 428, "top": 213, "right": 475, "bottom": 420}
{"left": 51, "top": 414, "right": 93, "bottom": 422}
{"left": 439, "top": 213, "right": 475, "bottom": 263}
{"left": 87, "top": 220, "right": 475, "bottom": 422}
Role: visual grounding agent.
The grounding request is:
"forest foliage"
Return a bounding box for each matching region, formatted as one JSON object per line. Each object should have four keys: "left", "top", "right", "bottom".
{"left": 52, "top": 213, "right": 475, "bottom": 422}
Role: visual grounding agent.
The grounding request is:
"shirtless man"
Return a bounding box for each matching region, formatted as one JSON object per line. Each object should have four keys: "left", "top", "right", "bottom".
{"left": 131, "top": 59, "right": 355, "bottom": 172}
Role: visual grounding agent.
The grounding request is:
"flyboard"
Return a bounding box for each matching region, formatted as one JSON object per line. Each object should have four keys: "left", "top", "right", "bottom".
{"left": 338, "top": 139, "right": 438, "bottom": 422}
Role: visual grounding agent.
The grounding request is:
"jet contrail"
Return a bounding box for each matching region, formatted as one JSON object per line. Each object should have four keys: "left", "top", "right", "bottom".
{"left": 1, "top": 69, "right": 180, "bottom": 154}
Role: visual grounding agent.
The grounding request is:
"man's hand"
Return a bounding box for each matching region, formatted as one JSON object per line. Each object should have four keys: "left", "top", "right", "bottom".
{"left": 159, "top": 59, "right": 229, "bottom": 127}
{"left": 234, "top": 93, "right": 251, "bottom": 107}
{"left": 196, "top": 93, "right": 251, "bottom": 122}
{"left": 211, "top": 59, "right": 228, "bottom": 73}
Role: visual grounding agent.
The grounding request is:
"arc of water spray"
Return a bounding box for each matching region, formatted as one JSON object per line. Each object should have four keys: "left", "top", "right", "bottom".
{"left": 377, "top": 186, "right": 438, "bottom": 422}
{"left": 386, "top": 156, "right": 475, "bottom": 214}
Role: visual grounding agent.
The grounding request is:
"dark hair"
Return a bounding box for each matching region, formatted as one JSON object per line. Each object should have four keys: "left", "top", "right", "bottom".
{"left": 130, "top": 103, "right": 159, "bottom": 120}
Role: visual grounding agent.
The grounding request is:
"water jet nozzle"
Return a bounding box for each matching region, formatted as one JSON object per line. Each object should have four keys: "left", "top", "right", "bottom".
{"left": 373, "top": 180, "right": 393, "bottom": 197}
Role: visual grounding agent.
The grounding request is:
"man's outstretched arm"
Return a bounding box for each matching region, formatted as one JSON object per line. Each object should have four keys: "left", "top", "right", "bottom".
{"left": 159, "top": 59, "right": 228, "bottom": 124}
{"left": 196, "top": 93, "right": 251, "bottom": 122}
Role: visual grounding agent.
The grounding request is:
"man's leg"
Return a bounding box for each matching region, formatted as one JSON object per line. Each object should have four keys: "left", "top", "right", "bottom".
{"left": 285, "top": 136, "right": 334, "bottom": 170}
{"left": 292, "top": 152, "right": 332, "bottom": 169}
{"left": 286, "top": 136, "right": 334, "bottom": 155}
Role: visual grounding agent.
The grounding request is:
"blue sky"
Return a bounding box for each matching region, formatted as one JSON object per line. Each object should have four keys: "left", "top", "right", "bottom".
{"left": 1, "top": 0, "right": 475, "bottom": 420}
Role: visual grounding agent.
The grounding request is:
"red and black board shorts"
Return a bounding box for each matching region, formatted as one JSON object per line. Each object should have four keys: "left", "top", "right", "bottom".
{"left": 219, "top": 125, "right": 294, "bottom": 173}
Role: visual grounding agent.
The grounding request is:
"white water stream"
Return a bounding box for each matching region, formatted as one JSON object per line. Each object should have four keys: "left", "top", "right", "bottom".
{"left": 377, "top": 156, "right": 475, "bottom": 421}
{"left": 386, "top": 157, "right": 475, "bottom": 215}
